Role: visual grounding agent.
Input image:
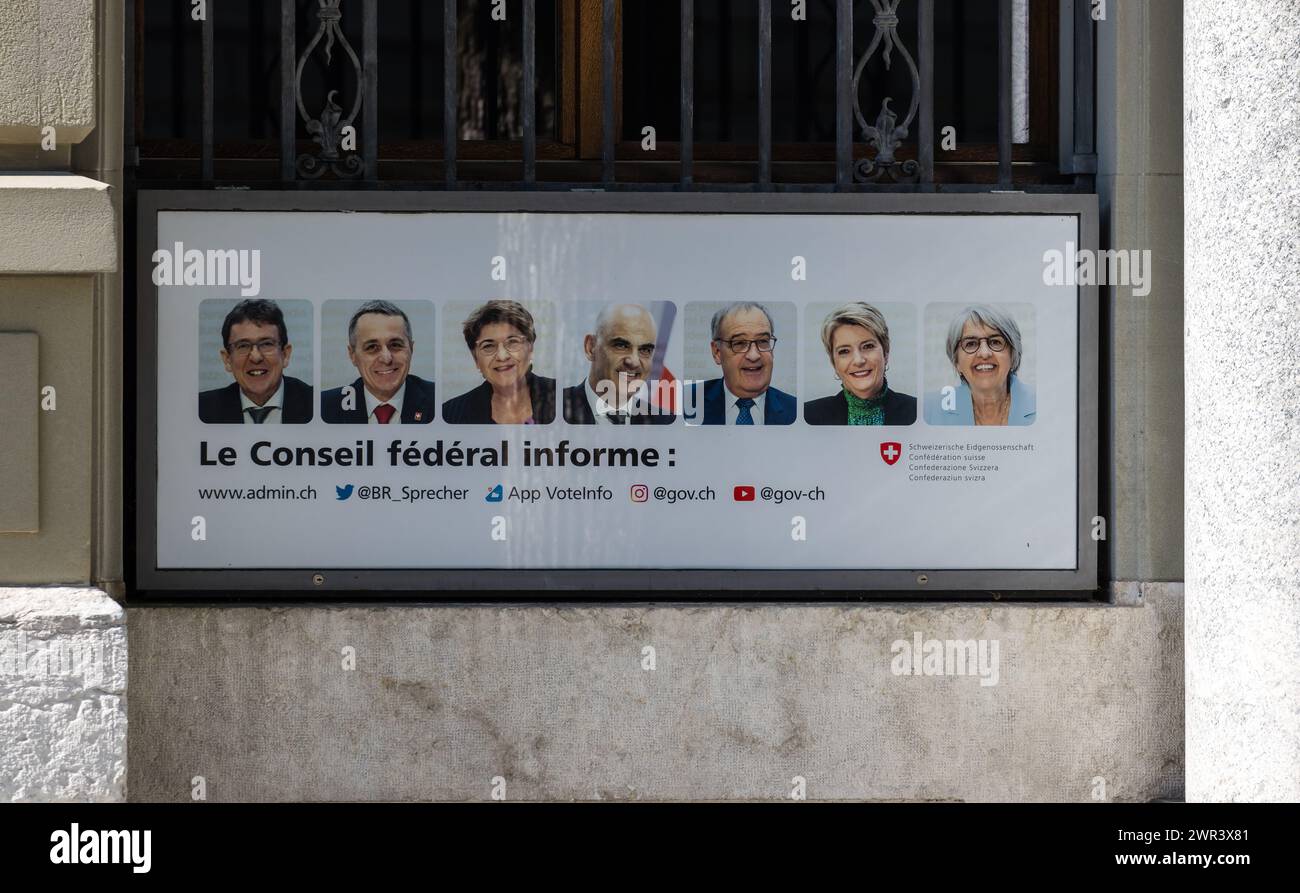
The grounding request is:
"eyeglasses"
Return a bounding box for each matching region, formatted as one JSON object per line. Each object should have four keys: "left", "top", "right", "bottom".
{"left": 228, "top": 338, "right": 282, "bottom": 357}
{"left": 475, "top": 335, "right": 530, "bottom": 357}
{"left": 716, "top": 336, "right": 777, "bottom": 354}
{"left": 958, "top": 336, "right": 1007, "bottom": 354}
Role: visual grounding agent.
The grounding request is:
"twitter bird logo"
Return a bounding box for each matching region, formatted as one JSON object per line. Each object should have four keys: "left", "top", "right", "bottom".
{"left": 336, "top": 484, "right": 355, "bottom": 501}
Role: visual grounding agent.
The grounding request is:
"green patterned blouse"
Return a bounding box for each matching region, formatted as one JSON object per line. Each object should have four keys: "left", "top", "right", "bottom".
{"left": 845, "top": 381, "right": 889, "bottom": 426}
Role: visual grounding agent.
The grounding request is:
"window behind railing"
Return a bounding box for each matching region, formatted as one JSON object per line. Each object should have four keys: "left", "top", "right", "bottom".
{"left": 127, "top": 0, "right": 1096, "bottom": 191}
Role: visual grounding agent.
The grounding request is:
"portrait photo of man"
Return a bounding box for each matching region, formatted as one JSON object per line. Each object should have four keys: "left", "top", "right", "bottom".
{"left": 320, "top": 300, "right": 436, "bottom": 424}
{"left": 562, "top": 303, "right": 676, "bottom": 425}
{"left": 686, "top": 301, "right": 796, "bottom": 425}
{"left": 198, "top": 298, "right": 314, "bottom": 424}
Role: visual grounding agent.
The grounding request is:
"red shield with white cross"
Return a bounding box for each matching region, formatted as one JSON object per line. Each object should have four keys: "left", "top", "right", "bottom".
{"left": 879, "top": 441, "right": 902, "bottom": 466}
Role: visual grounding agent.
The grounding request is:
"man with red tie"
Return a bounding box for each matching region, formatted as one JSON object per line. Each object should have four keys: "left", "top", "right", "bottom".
{"left": 320, "top": 300, "right": 436, "bottom": 424}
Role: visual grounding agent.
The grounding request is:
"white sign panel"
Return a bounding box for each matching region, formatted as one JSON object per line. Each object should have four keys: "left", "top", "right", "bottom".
{"left": 145, "top": 202, "right": 1089, "bottom": 585}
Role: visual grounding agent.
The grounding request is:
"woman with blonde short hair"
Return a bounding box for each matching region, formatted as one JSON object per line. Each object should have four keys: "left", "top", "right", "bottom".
{"left": 803, "top": 302, "right": 917, "bottom": 426}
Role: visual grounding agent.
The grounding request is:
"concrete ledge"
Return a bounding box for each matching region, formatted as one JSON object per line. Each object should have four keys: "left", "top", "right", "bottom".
{"left": 0, "top": 587, "right": 127, "bottom": 802}
{"left": 129, "top": 585, "right": 1183, "bottom": 802}
{"left": 0, "top": 174, "right": 116, "bottom": 273}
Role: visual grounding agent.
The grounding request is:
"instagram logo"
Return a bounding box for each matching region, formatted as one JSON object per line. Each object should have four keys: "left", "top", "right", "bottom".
{"left": 630, "top": 484, "right": 650, "bottom": 503}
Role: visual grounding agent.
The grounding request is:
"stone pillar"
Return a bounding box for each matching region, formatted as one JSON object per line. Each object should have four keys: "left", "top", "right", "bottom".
{"left": 1185, "top": 1, "right": 1300, "bottom": 801}
{"left": 0, "top": 0, "right": 124, "bottom": 801}
{"left": 0, "top": 589, "right": 126, "bottom": 801}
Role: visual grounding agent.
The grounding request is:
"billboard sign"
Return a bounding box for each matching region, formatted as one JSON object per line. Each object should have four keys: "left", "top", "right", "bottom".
{"left": 136, "top": 192, "right": 1098, "bottom": 593}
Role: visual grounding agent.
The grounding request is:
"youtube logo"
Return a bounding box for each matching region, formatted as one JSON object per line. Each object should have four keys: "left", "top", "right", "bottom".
{"left": 733, "top": 485, "right": 756, "bottom": 502}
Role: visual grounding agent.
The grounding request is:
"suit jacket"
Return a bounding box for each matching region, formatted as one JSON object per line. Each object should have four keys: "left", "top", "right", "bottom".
{"left": 802, "top": 387, "right": 917, "bottom": 426}
{"left": 442, "top": 372, "right": 556, "bottom": 425}
{"left": 923, "top": 373, "right": 1036, "bottom": 426}
{"left": 198, "top": 376, "right": 314, "bottom": 424}
{"left": 562, "top": 382, "right": 677, "bottom": 425}
{"left": 685, "top": 377, "right": 797, "bottom": 425}
{"left": 320, "top": 374, "right": 436, "bottom": 424}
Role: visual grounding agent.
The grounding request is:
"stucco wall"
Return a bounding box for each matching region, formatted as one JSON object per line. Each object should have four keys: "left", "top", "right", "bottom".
{"left": 0, "top": 0, "right": 97, "bottom": 144}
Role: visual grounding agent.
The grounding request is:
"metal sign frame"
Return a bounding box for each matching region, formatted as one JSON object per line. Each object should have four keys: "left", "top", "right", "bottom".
{"left": 134, "top": 190, "right": 1099, "bottom": 596}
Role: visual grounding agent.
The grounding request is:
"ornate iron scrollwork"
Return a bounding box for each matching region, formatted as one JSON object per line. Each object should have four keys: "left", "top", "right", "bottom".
{"left": 852, "top": 0, "right": 921, "bottom": 183}
{"left": 296, "top": 0, "right": 364, "bottom": 179}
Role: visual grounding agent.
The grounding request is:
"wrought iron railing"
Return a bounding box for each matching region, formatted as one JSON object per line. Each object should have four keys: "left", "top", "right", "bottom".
{"left": 130, "top": 0, "right": 1096, "bottom": 192}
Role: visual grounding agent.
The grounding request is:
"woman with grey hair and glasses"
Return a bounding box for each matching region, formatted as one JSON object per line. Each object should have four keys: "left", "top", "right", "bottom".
{"left": 923, "top": 304, "right": 1036, "bottom": 426}
{"left": 442, "top": 299, "right": 556, "bottom": 425}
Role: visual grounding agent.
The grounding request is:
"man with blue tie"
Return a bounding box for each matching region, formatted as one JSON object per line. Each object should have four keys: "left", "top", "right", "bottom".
{"left": 687, "top": 301, "right": 796, "bottom": 426}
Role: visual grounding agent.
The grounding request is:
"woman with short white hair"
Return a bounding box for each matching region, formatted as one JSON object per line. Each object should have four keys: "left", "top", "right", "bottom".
{"left": 924, "top": 304, "right": 1036, "bottom": 426}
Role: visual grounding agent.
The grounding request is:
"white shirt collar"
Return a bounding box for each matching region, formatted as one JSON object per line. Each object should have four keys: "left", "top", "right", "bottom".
{"left": 585, "top": 377, "right": 627, "bottom": 424}
{"left": 239, "top": 380, "right": 284, "bottom": 422}
{"left": 364, "top": 379, "right": 406, "bottom": 422}
{"left": 722, "top": 379, "right": 766, "bottom": 425}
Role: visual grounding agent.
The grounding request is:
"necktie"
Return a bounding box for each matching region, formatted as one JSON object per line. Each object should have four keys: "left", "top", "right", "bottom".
{"left": 374, "top": 403, "right": 396, "bottom": 424}
{"left": 608, "top": 411, "right": 627, "bottom": 425}
{"left": 246, "top": 406, "right": 273, "bottom": 424}
{"left": 736, "top": 397, "right": 756, "bottom": 425}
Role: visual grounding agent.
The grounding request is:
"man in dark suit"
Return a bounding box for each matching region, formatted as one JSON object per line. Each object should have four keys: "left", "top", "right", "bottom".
{"left": 563, "top": 303, "right": 675, "bottom": 425}
{"left": 320, "top": 300, "right": 435, "bottom": 424}
{"left": 198, "top": 299, "right": 314, "bottom": 424}
{"left": 685, "top": 301, "right": 796, "bottom": 425}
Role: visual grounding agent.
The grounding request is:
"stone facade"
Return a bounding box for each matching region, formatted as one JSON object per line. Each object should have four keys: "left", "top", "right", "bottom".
{"left": 0, "top": 0, "right": 1210, "bottom": 803}
{"left": 0, "top": 0, "right": 122, "bottom": 802}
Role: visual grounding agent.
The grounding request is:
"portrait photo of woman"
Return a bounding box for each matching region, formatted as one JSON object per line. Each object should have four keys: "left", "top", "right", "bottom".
{"left": 441, "top": 299, "right": 556, "bottom": 424}
{"left": 803, "top": 302, "right": 917, "bottom": 426}
{"left": 924, "top": 304, "right": 1036, "bottom": 426}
